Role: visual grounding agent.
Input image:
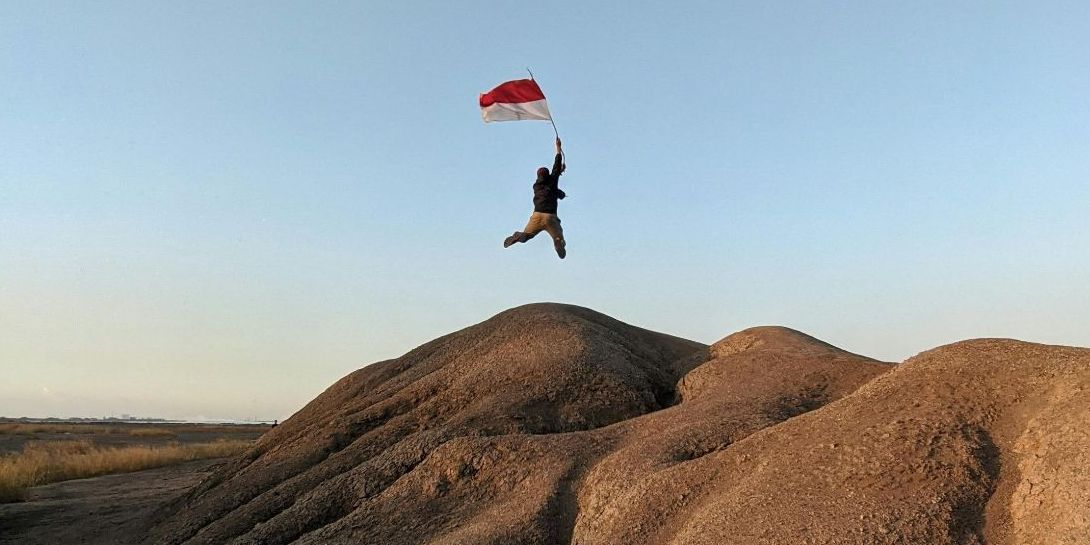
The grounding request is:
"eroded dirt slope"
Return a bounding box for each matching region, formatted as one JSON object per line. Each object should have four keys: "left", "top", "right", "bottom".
{"left": 148, "top": 303, "right": 704, "bottom": 544}
{"left": 149, "top": 304, "right": 1090, "bottom": 545}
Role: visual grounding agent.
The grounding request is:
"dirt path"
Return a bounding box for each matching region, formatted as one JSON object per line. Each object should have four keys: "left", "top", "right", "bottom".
{"left": 0, "top": 458, "right": 222, "bottom": 545}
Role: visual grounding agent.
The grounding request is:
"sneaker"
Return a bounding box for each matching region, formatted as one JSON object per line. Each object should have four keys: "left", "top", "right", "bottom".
{"left": 503, "top": 232, "right": 522, "bottom": 248}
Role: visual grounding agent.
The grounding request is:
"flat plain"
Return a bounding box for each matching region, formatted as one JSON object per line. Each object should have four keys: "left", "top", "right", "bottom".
{"left": 0, "top": 422, "right": 268, "bottom": 544}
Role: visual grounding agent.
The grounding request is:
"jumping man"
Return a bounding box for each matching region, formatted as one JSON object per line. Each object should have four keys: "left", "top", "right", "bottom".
{"left": 503, "top": 138, "right": 567, "bottom": 259}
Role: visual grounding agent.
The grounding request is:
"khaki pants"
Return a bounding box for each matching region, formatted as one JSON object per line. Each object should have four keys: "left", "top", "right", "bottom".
{"left": 521, "top": 212, "right": 565, "bottom": 247}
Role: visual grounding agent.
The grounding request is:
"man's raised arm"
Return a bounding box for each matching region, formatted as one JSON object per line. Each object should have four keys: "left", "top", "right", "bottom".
{"left": 553, "top": 138, "right": 565, "bottom": 177}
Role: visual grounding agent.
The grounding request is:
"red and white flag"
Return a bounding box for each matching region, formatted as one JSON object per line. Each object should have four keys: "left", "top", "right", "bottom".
{"left": 479, "top": 79, "right": 552, "bottom": 123}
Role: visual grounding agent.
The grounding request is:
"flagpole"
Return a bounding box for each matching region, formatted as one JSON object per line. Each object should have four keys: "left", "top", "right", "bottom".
{"left": 527, "top": 68, "right": 560, "bottom": 140}
{"left": 527, "top": 68, "right": 563, "bottom": 166}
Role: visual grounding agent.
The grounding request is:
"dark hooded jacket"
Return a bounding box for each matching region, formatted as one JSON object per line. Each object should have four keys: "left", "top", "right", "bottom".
{"left": 532, "top": 153, "right": 566, "bottom": 214}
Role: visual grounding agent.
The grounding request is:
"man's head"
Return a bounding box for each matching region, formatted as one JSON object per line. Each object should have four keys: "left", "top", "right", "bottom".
{"left": 536, "top": 167, "right": 549, "bottom": 178}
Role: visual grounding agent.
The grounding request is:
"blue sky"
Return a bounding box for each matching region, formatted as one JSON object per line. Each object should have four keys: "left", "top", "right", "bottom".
{"left": 2, "top": 1, "right": 1088, "bottom": 420}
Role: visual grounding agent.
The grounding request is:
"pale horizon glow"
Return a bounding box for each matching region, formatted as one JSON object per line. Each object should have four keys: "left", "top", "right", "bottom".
{"left": 2, "top": 2, "right": 1089, "bottom": 420}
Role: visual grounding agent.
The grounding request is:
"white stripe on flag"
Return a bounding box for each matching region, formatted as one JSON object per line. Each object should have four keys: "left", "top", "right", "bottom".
{"left": 481, "top": 99, "right": 552, "bottom": 123}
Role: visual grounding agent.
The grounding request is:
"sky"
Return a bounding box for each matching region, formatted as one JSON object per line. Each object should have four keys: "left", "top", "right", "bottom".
{"left": 2, "top": 1, "right": 1088, "bottom": 421}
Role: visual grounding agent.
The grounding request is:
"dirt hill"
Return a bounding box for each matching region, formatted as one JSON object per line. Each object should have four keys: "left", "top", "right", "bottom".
{"left": 148, "top": 303, "right": 1090, "bottom": 544}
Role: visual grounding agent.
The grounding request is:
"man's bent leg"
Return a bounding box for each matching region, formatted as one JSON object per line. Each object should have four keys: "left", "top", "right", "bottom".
{"left": 520, "top": 213, "right": 549, "bottom": 241}
{"left": 504, "top": 213, "right": 547, "bottom": 248}
{"left": 544, "top": 215, "right": 566, "bottom": 259}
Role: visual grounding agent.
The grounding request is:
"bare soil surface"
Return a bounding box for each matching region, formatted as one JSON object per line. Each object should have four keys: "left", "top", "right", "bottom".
{"left": 101, "top": 303, "right": 1090, "bottom": 544}
{"left": 0, "top": 458, "right": 222, "bottom": 545}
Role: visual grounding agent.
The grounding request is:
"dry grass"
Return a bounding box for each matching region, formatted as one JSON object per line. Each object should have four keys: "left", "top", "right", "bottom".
{"left": 126, "top": 428, "right": 178, "bottom": 438}
{"left": 0, "top": 439, "right": 252, "bottom": 503}
{"left": 0, "top": 423, "right": 266, "bottom": 437}
{"left": 0, "top": 423, "right": 116, "bottom": 435}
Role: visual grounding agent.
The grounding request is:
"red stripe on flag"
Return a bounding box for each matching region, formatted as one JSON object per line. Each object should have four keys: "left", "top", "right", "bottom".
{"left": 479, "top": 79, "right": 546, "bottom": 108}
